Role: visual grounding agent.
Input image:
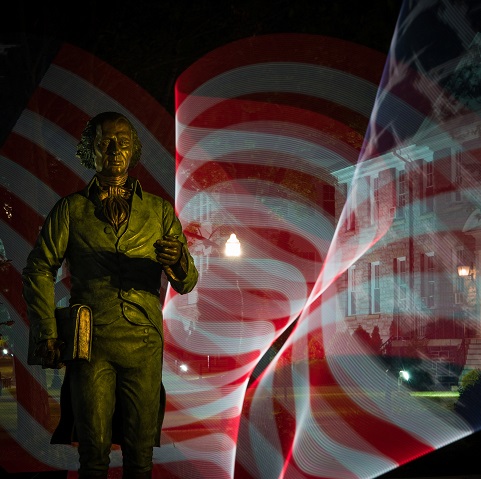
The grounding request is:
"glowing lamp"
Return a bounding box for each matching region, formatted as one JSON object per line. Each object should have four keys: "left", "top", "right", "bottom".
{"left": 457, "top": 264, "right": 474, "bottom": 278}
{"left": 400, "top": 370, "right": 410, "bottom": 381}
{"left": 225, "top": 233, "right": 241, "bottom": 257}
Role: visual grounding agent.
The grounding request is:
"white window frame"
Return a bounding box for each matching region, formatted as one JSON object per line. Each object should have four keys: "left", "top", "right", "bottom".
{"left": 370, "top": 261, "right": 381, "bottom": 314}
{"left": 347, "top": 265, "right": 357, "bottom": 315}
{"left": 197, "top": 192, "right": 212, "bottom": 222}
{"left": 396, "top": 168, "right": 406, "bottom": 219}
{"left": 422, "top": 160, "right": 434, "bottom": 213}
{"left": 421, "top": 252, "right": 435, "bottom": 308}
{"left": 394, "top": 257, "right": 407, "bottom": 311}
{"left": 370, "top": 175, "right": 379, "bottom": 225}
{"left": 454, "top": 248, "right": 465, "bottom": 304}
{"left": 346, "top": 183, "right": 356, "bottom": 231}
{"left": 452, "top": 149, "right": 463, "bottom": 202}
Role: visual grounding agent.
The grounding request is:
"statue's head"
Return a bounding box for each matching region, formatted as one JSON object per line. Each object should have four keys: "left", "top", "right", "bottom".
{"left": 76, "top": 112, "right": 142, "bottom": 173}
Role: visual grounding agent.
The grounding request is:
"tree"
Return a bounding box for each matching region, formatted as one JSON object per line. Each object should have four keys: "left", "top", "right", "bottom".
{"left": 370, "top": 325, "right": 382, "bottom": 353}
{"left": 353, "top": 324, "right": 371, "bottom": 346}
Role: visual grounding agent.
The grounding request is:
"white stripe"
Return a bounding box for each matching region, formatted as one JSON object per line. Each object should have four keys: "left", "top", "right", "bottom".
{"left": 0, "top": 156, "right": 60, "bottom": 217}
{"left": 2, "top": 400, "right": 79, "bottom": 469}
{"left": 14, "top": 110, "right": 92, "bottom": 181}
{"left": 152, "top": 433, "right": 235, "bottom": 477}
{"left": 176, "top": 123, "right": 357, "bottom": 174}
{"left": 176, "top": 62, "right": 379, "bottom": 127}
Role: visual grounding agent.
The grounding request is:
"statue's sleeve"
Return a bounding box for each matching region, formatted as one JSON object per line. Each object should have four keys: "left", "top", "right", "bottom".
{"left": 161, "top": 200, "right": 198, "bottom": 294}
{"left": 22, "top": 197, "right": 69, "bottom": 344}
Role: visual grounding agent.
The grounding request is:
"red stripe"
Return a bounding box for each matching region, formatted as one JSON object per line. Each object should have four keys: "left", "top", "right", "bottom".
{"left": 0, "top": 253, "right": 28, "bottom": 326}
{"left": 130, "top": 163, "right": 173, "bottom": 204}
{"left": 176, "top": 34, "right": 387, "bottom": 107}
{"left": 13, "top": 358, "right": 53, "bottom": 432}
{"left": 0, "top": 425, "right": 57, "bottom": 473}
{"left": 0, "top": 189, "right": 71, "bottom": 322}
{"left": 0, "top": 196, "right": 40, "bottom": 248}
{"left": 177, "top": 94, "right": 369, "bottom": 142}
{"left": 0, "top": 187, "right": 46, "bottom": 245}
{"left": 153, "top": 460, "right": 232, "bottom": 479}
{"left": 1, "top": 132, "right": 86, "bottom": 197}
{"left": 26, "top": 86, "right": 91, "bottom": 140}
{"left": 179, "top": 159, "right": 336, "bottom": 197}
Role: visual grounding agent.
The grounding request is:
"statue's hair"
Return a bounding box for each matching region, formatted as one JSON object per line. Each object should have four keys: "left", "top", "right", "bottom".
{"left": 76, "top": 112, "right": 142, "bottom": 169}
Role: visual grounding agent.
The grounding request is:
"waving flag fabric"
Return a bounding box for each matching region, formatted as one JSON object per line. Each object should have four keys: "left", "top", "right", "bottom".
{"left": 2, "top": 1, "right": 481, "bottom": 478}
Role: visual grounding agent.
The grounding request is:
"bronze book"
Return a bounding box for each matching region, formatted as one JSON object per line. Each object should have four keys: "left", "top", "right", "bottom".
{"left": 56, "top": 304, "right": 93, "bottom": 362}
{"left": 28, "top": 304, "right": 93, "bottom": 366}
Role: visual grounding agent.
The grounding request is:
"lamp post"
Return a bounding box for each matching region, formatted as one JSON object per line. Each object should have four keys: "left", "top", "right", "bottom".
{"left": 225, "top": 233, "right": 243, "bottom": 356}
{"left": 457, "top": 262, "right": 478, "bottom": 336}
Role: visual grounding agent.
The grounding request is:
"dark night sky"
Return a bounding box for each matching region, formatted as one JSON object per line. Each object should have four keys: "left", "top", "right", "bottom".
{"left": 0, "top": 0, "right": 403, "bottom": 116}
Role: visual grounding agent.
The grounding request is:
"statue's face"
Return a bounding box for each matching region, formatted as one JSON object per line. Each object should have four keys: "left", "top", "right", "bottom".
{"left": 94, "top": 117, "right": 133, "bottom": 177}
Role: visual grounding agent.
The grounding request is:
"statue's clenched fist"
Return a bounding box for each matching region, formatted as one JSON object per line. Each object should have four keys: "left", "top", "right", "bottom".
{"left": 154, "top": 236, "right": 182, "bottom": 266}
{"left": 34, "top": 338, "right": 65, "bottom": 369}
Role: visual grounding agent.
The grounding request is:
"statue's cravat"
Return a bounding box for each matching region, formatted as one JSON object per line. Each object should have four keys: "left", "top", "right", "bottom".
{"left": 96, "top": 174, "right": 132, "bottom": 231}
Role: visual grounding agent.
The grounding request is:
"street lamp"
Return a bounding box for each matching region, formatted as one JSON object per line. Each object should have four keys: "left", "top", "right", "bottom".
{"left": 225, "top": 233, "right": 241, "bottom": 257}
{"left": 398, "top": 369, "right": 410, "bottom": 391}
{"left": 458, "top": 264, "right": 475, "bottom": 279}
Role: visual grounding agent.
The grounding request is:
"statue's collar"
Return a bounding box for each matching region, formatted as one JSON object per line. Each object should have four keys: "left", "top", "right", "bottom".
{"left": 85, "top": 175, "right": 143, "bottom": 200}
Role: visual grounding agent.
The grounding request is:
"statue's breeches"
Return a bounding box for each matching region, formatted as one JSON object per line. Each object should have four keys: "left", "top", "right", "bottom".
{"left": 69, "top": 316, "right": 163, "bottom": 475}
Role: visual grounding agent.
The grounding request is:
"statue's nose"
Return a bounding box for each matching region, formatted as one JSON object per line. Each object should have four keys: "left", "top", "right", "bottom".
{"left": 107, "top": 139, "right": 119, "bottom": 154}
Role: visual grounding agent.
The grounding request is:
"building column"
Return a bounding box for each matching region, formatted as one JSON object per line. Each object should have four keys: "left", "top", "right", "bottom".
{"left": 475, "top": 249, "right": 481, "bottom": 337}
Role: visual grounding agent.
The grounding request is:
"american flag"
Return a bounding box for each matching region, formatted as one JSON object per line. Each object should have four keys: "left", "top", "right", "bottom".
{"left": 1, "top": 1, "right": 480, "bottom": 477}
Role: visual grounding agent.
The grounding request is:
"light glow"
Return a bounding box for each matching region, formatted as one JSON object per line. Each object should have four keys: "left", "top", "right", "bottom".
{"left": 225, "top": 233, "right": 241, "bottom": 257}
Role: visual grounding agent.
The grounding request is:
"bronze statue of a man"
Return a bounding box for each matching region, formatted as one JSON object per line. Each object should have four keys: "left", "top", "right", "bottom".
{"left": 22, "top": 112, "right": 198, "bottom": 479}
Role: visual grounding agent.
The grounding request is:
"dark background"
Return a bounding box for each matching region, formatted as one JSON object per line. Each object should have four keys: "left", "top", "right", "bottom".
{"left": 2, "top": 0, "right": 402, "bottom": 113}
{"left": 2, "top": 1, "right": 480, "bottom": 477}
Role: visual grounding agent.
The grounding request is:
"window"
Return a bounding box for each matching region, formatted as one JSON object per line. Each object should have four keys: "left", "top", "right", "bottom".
{"left": 366, "top": 176, "right": 371, "bottom": 223}
{"left": 394, "top": 257, "right": 407, "bottom": 311}
{"left": 193, "top": 192, "right": 212, "bottom": 223}
{"left": 421, "top": 252, "right": 435, "bottom": 308}
{"left": 454, "top": 249, "right": 465, "bottom": 304}
{"left": 198, "top": 254, "right": 209, "bottom": 277}
{"left": 371, "top": 175, "right": 379, "bottom": 224}
{"left": 324, "top": 184, "right": 335, "bottom": 216}
{"left": 347, "top": 266, "right": 357, "bottom": 315}
{"left": 453, "top": 150, "right": 463, "bottom": 202}
{"left": 396, "top": 169, "right": 406, "bottom": 218}
{"left": 345, "top": 183, "right": 356, "bottom": 231}
{"left": 422, "top": 160, "right": 434, "bottom": 213}
{"left": 370, "top": 261, "right": 381, "bottom": 313}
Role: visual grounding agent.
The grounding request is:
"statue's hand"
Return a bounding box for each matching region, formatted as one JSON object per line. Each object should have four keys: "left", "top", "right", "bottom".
{"left": 34, "top": 338, "right": 65, "bottom": 369}
{"left": 154, "top": 236, "right": 182, "bottom": 266}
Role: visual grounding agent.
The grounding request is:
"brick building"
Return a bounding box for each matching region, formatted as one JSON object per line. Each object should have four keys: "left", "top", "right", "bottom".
{"left": 331, "top": 34, "right": 481, "bottom": 386}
